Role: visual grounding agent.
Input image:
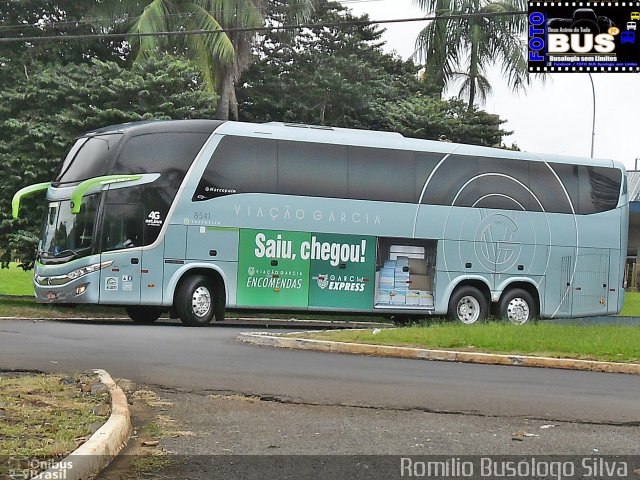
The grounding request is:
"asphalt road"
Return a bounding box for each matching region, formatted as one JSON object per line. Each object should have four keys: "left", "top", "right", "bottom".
{"left": 0, "top": 318, "right": 638, "bottom": 425}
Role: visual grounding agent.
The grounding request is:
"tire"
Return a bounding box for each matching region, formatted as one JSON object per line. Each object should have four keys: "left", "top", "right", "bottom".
{"left": 448, "top": 286, "right": 488, "bottom": 324}
{"left": 498, "top": 288, "right": 536, "bottom": 325}
{"left": 175, "top": 275, "right": 217, "bottom": 327}
{"left": 126, "top": 306, "right": 163, "bottom": 324}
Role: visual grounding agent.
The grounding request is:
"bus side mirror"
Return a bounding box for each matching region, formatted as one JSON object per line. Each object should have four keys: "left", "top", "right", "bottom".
{"left": 12, "top": 182, "right": 51, "bottom": 219}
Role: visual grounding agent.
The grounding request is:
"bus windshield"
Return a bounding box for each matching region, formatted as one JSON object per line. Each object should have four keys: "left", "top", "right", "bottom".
{"left": 55, "top": 134, "right": 123, "bottom": 184}
{"left": 40, "top": 195, "right": 100, "bottom": 261}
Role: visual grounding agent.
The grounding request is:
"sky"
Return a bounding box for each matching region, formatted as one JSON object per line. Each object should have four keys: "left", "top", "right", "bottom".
{"left": 338, "top": 0, "right": 640, "bottom": 170}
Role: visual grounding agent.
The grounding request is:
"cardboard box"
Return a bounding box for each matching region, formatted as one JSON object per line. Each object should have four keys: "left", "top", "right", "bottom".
{"left": 406, "top": 291, "right": 420, "bottom": 306}
{"left": 408, "top": 274, "right": 431, "bottom": 291}
{"left": 389, "top": 292, "right": 406, "bottom": 305}
{"left": 409, "top": 258, "right": 428, "bottom": 275}
{"left": 390, "top": 246, "right": 425, "bottom": 260}
{"left": 377, "top": 291, "right": 391, "bottom": 304}
{"left": 419, "top": 290, "right": 434, "bottom": 307}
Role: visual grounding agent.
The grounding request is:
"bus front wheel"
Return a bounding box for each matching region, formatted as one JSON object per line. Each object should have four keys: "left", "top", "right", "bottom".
{"left": 126, "top": 306, "right": 163, "bottom": 324}
{"left": 448, "top": 286, "right": 488, "bottom": 324}
{"left": 176, "top": 275, "right": 217, "bottom": 327}
{"left": 498, "top": 289, "right": 536, "bottom": 324}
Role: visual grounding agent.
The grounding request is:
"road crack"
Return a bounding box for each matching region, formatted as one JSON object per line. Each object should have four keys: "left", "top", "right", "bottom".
{"left": 147, "top": 383, "right": 640, "bottom": 428}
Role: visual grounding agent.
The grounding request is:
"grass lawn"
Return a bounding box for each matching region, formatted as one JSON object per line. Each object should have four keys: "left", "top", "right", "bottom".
{"left": 299, "top": 322, "right": 640, "bottom": 363}
{"left": 620, "top": 290, "right": 640, "bottom": 316}
{"left": 0, "top": 297, "right": 129, "bottom": 318}
{"left": 0, "top": 262, "right": 34, "bottom": 296}
{"left": 0, "top": 372, "right": 108, "bottom": 476}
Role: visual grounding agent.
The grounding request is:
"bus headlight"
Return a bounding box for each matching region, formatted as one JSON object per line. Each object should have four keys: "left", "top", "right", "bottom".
{"left": 36, "top": 260, "right": 114, "bottom": 286}
{"left": 76, "top": 284, "right": 88, "bottom": 296}
{"left": 67, "top": 260, "right": 113, "bottom": 280}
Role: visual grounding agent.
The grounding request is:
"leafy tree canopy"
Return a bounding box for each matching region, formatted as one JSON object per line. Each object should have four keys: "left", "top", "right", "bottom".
{"left": 239, "top": 0, "right": 510, "bottom": 143}
{"left": 240, "top": 1, "right": 421, "bottom": 127}
{"left": 0, "top": 0, "right": 123, "bottom": 83}
{"left": 0, "top": 55, "right": 217, "bottom": 267}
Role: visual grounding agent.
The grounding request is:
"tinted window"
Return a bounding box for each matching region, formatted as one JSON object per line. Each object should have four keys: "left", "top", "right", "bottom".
{"left": 55, "top": 134, "right": 123, "bottom": 183}
{"left": 112, "top": 132, "right": 209, "bottom": 175}
{"left": 476, "top": 157, "right": 536, "bottom": 211}
{"left": 348, "top": 147, "right": 415, "bottom": 203}
{"left": 422, "top": 154, "right": 478, "bottom": 206}
{"left": 110, "top": 132, "right": 209, "bottom": 240}
{"left": 103, "top": 186, "right": 168, "bottom": 246}
{"left": 278, "top": 141, "right": 347, "bottom": 198}
{"left": 101, "top": 203, "right": 144, "bottom": 252}
{"left": 579, "top": 166, "right": 621, "bottom": 214}
{"left": 529, "top": 162, "right": 574, "bottom": 214}
{"left": 194, "top": 136, "right": 277, "bottom": 201}
{"left": 415, "top": 152, "right": 442, "bottom": 201}
{"left": 549, "top": 163, "right": 579, "bottom": 213}
{"left": 419, "top": 156, "right": 621, "bottom": 214}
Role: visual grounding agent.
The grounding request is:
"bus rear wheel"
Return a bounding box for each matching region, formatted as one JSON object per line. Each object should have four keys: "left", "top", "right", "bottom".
{"left": 499, "top": 289, "right": 536, "bottom": 324}
{"left": 126, "top": 306, "right": 163, "bottom": 324}
{"left": 176, "top": 275, "right": 217, "bottom": 327}
{"left": 448, "top": 286, "right": 488, "bottom": 324}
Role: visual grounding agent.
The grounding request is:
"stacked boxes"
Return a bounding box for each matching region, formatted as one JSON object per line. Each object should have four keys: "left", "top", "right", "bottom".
{"left": 376, "top": 253, "right": 434, "bottom": 308}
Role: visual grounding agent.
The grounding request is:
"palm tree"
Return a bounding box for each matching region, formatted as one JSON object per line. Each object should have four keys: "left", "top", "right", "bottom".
{"left": 414, "top": 0, "right": 529, "bottom": 110}
{"left": 90, "top": 0, "right": 311, "bottom": 120}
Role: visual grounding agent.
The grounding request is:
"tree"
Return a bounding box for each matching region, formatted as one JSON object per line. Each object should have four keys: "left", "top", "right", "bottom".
{"left": 239, "top": 0, "right": 510, "bottom": 144}
{"left": 0, "top": 56, "right": 217, "bottom": 267}
{"left": 90, "top": 0, "right": 312, "bottom": 120}
{"left": 239, "top": 1, "right": 420, "bottom": 128}
{"left": 0, "top": 1, "right": 121, "bottom": 84}
{"left": 381, "top": 96, "right": 510, "bottom": 146}
{"left": 414, "top": 0, "right": 529, "bottom": 109}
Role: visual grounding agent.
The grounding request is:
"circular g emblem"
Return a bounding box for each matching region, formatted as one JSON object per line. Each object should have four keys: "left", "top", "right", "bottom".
{"left": 474, "top": 213, "right": 521, "bottom": 272}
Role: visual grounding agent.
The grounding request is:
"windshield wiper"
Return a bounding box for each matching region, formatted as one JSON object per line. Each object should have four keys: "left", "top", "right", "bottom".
{"left": 53, "top": 249, "right": 79, "bottom": 260}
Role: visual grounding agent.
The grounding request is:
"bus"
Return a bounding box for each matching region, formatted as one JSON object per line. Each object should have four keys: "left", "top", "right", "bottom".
{"left": 12, "top": 120, "right": 628, "bottom": 326}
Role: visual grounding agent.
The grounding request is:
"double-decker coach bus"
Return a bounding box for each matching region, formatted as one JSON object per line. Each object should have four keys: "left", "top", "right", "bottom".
{"left": 12, "top": 120, "right": 628, "bottom": 326}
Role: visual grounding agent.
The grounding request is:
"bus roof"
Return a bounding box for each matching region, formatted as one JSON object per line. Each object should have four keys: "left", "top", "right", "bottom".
{"left": 80, "top": 119, "right": 624, "bottom": 172}
{"left": 85, "top": 119, "right": 224, "bottom": 137}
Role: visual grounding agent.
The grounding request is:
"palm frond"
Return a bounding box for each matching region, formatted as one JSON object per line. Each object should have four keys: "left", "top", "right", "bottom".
{"left": 181, "top": 2, "right": 235, "bottom": 63}
{"left": 130, "top": 0, "right": 179, "bottom": 61}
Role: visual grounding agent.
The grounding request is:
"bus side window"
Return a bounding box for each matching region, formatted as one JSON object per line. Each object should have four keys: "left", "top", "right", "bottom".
{"left": 578, "top": 166, "right": 622, "bottom": 214}
{"left": 278, "top": 141, "right": 347, "bottom": 198}
{"left": 194, "top": 136, "right": 277, "bottom": 200}
{"left": 101, "top": 204, "right": 144, "bottom": 251}
{"left": 348, "top": 147, "right": 414, "bottom": 203}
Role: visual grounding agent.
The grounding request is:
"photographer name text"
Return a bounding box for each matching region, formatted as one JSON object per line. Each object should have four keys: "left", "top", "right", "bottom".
{"left": 400, "top": 457, "right": 629, "bottom": 479}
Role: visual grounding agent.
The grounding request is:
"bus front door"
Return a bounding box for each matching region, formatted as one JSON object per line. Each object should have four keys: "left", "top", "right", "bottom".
{"left": 99, "top": 203, "right": 144, "bottom": 305}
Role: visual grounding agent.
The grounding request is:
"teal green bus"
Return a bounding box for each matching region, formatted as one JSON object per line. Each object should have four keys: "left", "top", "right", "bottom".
{"left": 13, "top": 120, "right": 628, "bottom": 325}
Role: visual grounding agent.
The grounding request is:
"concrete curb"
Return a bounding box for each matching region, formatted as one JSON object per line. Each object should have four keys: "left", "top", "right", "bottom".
{"left": 32, "top": 369, "right": 132, "bottom": 480}
{"left": 238, "top": 331, "right": 640, "bottom": 375}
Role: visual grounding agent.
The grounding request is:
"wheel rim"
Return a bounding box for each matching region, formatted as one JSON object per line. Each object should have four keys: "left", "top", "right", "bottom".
{"left": 457, "top": 296, "right": 481, "bottom": 324}
{"left": 506, "top": 297, "right": 530, "bottom": 324}
{"left": 192, "top": 286, "right": 211, "bottom": 318}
